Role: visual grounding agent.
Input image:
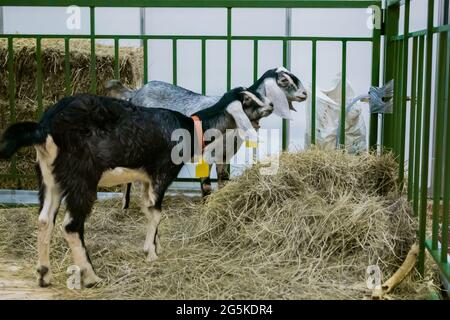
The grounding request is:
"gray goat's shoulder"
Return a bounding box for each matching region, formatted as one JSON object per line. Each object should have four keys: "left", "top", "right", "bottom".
{"left": 130, "top": 80, "right": 220, "bottom": 116}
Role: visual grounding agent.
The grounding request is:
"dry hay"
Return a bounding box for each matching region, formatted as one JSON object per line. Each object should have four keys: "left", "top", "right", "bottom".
{"left": 0, "top": 38, "right": 143, "bottom": 189}
{"left": 0, "top": 149, "right": 440, "bottom": 299}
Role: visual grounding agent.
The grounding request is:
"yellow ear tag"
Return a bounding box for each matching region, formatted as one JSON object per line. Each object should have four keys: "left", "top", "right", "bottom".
{"left": 245, "top": 140, "right": 258, "bottom": 149}
{"left": 195, "top": 157, "right": 210, "bottom": 178}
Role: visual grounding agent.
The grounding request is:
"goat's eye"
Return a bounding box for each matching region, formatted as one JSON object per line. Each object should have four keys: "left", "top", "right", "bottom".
{"left": 279, "top": 77, "right": 289, "bottom": 87}
{"left": 243, "top": 96, "right": 252, "bottom": 105}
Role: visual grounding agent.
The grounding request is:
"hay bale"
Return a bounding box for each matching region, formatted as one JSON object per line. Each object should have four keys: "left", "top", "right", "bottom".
{"left": 0, "top": 38, "right": 143, "bottom": 102}
{"left": 0, "top": 150, "right": 439, "bottom": 299}
{"left": 0, "top": 39, "right": 143, "bottom": 189}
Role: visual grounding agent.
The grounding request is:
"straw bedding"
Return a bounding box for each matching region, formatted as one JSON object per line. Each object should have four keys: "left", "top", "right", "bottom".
{"left": 0, "top": 149, "right": 439, "bottom": 299}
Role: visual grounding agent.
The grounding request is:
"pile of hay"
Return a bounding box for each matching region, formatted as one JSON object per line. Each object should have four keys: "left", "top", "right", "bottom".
{"left": 0, "top": 39, "right": 143, "bottom": 189}
{"left": 0, "top": 149, "right": 438, "bottom": 299}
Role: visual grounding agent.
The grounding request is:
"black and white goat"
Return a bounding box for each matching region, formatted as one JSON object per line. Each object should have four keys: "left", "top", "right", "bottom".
{"left": 106, "top": 67, "right": 307, "bottom": 204}
{"left": 0, "top": 87, "right": 272, "bottom": 288}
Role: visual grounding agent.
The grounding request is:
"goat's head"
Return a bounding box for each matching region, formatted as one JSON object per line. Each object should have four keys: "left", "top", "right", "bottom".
{"left": 258, "top": 67, "right": 307, "bottom": 120}
{"left": 237, "top": 88, "right": 274, "bottom": 122}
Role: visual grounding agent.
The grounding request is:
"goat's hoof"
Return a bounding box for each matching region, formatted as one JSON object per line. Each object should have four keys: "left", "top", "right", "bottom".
{"left": 155, "top": 245, "right": 163, "bottom": 256}
{"left": 83, "top": 274, "right": 102, "bottom": 288}
{"left": 37, "top": 265, "right": 52, "bottom": 287}
{"left": 146, "top": 252, "right": 158, "bottom": 263}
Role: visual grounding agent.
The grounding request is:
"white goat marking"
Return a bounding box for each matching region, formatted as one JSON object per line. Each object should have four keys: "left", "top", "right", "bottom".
{"left": 98, "top": 167, "right": 150, "bottom": 187}
{"left": 142, "top": 207, "right": 161, "bottom": 262}
{"left": 35, "top": 135, "right": 62, "bottom": 277}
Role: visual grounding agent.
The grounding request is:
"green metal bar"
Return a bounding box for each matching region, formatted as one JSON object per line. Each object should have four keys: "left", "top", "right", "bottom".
{"left": 398, "top": 0, "right": 410, "bottom": 188}
{"left": 369, "top": 16, "right": 381, "bottom": 149}
{"left": 439, "top": 29, "right": 450, "bottom": 265}
{"left": 425, "top": 240, "right": 450, "bottom": 280}
{"left": 418, "top": 0, "right": 435, "bottom": 276}
{"left": 7, "top": 37, "right": 17, "bottom": 176}
{"left": 89, "top": 6, "right": 96, "bottom": 94}
{"left": 64, "top": 38, "right": 71, "bottom": 95}
{"left": 227, "top": 7, "right": 232, "bottom": 91}
{"left": 114, "top": 38, "right": 120, "bottom": 80}
{"left": 393, "top": 40, "right": 402, "bottom": 156}
{"left": 282, "top": 39, "right": 288, "bottom": 151}
{"left": 311, "top": 40, "right": 317, "bottom": 145}
{"left": 0, "top": 0, "right": 383, "bottom": 9}
{"left": 202, "top": 39, "right": 206, "bottom": 95}
{"left": 382, "top": 3, "right": 400, "bottom": 151}
{"left": 431, "top": 30, "right": 448, "bottom": 250}
{"left": 339, "top": 41, "right": 347, "bottom": 147}
{"left": 413, "top": 36, "right": 425, "bottom": 217}
{"left": 407, "top": 36, "right": 418, "bottom": 202}
{"left": 0, "top": 34, "right": 374, "bottom": 42}
{"left": 36, "top": 37, "right": 43, "bottom": 118}
{"left": 226, "top": 7, "right": 232, "bottom": 178}
{"left": 441, "top": 105, "right": 450, "bottom": 265}
{"left": 143, "top": 39, "right": 148, "bottom": 84}
{"left": 172, "top": 39, "right": 177, "bottom": 85}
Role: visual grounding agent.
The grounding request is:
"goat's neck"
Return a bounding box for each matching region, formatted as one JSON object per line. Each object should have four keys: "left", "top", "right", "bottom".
{"left": 200, "top": 112, "right": 236, "bottom": 134}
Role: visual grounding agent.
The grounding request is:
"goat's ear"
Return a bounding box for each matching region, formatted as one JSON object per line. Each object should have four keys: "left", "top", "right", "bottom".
{"left": 226, "top": 101, "right": 258, "bottom": 142}
{"left": 264, "top": 78, "right": 292, "bottom": 120}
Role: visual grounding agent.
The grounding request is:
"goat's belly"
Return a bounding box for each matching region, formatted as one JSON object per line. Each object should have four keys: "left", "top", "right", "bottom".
{"left": 98, "top": 167, "right": 150, "bottom": 187}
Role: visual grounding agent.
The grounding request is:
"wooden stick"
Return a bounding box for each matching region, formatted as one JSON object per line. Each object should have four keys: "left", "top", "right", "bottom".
{"left": 371, "top": 244, "right": 419, "bottom": 300}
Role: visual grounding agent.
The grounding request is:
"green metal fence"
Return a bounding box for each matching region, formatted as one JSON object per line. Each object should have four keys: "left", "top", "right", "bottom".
{"left": 384, "top": 0, "right": 450, "bottom": 281}
{"left": 0, "top": 0, "right": 449, "bottom": 281}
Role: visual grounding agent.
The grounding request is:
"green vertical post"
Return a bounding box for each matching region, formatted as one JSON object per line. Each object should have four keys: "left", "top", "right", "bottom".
{"left": 143, "top": 38, "right": 148, "bottom": 84}
{"left": 227, "top": 7, "right": 232, "bottom": 91}
{"left": 89, "top": 6, "right": 96, "bottom": 94}
{"left": 172, "top": 39, "right": 177, "bottom": 85}
{"left": 7, "top": 37, "right": 16, "bottom": 176}
{"left": 339, "top": 41, "right": 347, "bottom": 147}
{"left": 413, "top": 36, "right": 425, "bottom": 217}
{"left": 370, "top": 8, "right": 381, "bottom": 149}
{"left": 441, "top": 54, "right": 449, "bottom": 263}
{"left": 431, "top": 29, "right": 449, "bottom": 250}
{"left": 202, "top": 39, "right": 206, "bottom": 95}
{"left": 64, "top": 38, "right": 71, "bottom": 96}
{"left": 311, "top": 40, "right": 317, "bottom": 145}
{"left": 393, "top": 40, "right": 402, "bottom": 156}
{"left": 36, "top": 37, "right": 43, "bottom": 118}
{"left": 282, "top": 39, "right": 288, "bottom": 151}
{"left": 440, "top": 28, "right": 450, "bottom": 264}
{"left": 418, "top": 0, "right": 435, "bottom": 276}
{"left": 114, "top": 38, "right": 120, "bottom": 80}
{"left": 226, "top": 7, "right": 232, "bottom": 178}
{"left": 382, "top": 3, "right": 400, "bottom": 151}
{"left": 398, "top": 0, "right": 410, "bottom": 188}
{"left": 407, "top": 37, "right": 418, "bottom": 201}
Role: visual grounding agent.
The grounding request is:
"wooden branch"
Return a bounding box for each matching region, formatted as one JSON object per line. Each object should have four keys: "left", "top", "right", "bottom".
{"left": 371, "top": 244, "right": 419, "bottom": 300}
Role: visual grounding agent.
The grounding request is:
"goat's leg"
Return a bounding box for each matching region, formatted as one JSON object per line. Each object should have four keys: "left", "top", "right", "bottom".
{"left": 141, "top": 170, "right": 178, "bottom": 262}
{"left": 215, "top": 164, "right": 230, "bottom": 189}
{"left": 140, "top": 182, "right": 162, "bottom": 260}
{"left": 200, "top": 167, "right": 213, "bottom": 198}
{"left": 62, "top": 188, "right": 101, "bottom": 288}
{"left": 36, "top": 164, "right": 62, "bottom": 287}
{"left": 121, "top": 183, "right": 132, "bottom": 210}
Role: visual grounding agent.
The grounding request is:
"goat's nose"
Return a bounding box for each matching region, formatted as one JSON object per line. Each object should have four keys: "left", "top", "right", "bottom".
{"left": 269, "top": 102, "right": 274, "bottom": 108}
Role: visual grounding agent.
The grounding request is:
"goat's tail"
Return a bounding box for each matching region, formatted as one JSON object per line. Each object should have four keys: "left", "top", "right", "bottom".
{"left": 0, "top": 122, "right": 47, "bottom": 160}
